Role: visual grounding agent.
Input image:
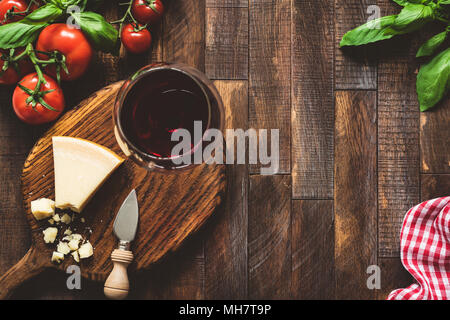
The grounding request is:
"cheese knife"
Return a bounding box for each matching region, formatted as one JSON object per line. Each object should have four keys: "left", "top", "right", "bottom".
{"left": 104, "top": 189, "right": 139, "bottom": 300}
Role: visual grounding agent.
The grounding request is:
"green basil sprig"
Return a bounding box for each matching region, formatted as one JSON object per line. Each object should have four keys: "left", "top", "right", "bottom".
{"left": 340, "top": 0, "right": 450, "bottom": 111}
{"left": 0, "top": 0, "right": 117, "bottom": 53}
{"left": 0, "top": 3, "right": 63, "bottom": 49}
{"left": 71, "top": 11, "right": 119, "bottom": 53}
{"left": 417, "top": 47, "right": 450, "bottom": 111}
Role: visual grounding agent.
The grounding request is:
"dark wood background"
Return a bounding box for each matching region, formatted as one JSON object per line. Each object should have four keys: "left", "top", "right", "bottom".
{"left": 1, "top": 0, "right": 449, "bottom": 299}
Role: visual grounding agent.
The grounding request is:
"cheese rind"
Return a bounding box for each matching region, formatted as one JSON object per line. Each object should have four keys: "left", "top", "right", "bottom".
{"left": 52, "top": 136, "right": 124, "bottom": 213}
{"left": 31, "top": 198, "right": 55, "bottom": 220}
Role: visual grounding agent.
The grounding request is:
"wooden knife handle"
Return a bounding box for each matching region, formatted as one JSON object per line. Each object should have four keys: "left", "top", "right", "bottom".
{"left": 104, "top": 249, "right": 133, "bottom": 300}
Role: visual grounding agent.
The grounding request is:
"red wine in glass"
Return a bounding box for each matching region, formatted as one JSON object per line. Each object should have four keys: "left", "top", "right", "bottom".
{"left": 116, "top": 65, "right": 223, "bottom": 170}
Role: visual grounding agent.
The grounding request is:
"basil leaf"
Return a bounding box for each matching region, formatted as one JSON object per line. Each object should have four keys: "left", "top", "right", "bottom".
{"left": 0, "top": 23, "right": 47, "bottom": 48}
{"left": 393, "top": 0, "right": 434, "bottom": 5}
{"left": 417, "top": 47, "right": 450, "bottom": 111}
{"left": 73, "top": 11, "right": 118, "bottom": 53}
{"left": 388, "top": 4, "right": 434, "bottom": 34}
{"left": 340, "top": 15, "right": 399, "bottom": 47}
{"left": 0, "top": 4, "right": 63, "bottom": 49}
{"left": 392, "top": 0, "right": 410, "bottom": 5}
{"left": 25, "top": 3, "right": 63, "bottom": 23}
{"left": 416, "top": 31, "right": 448, "bottom": 57}
{"left": 439, "top": 0, "right": 450, "bottom": 4}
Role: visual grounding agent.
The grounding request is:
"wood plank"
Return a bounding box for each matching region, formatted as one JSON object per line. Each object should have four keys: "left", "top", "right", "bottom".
{"left": 206, "top": 0, "right": 248, "bottom": 7}
{"left": 291, "top": 200, "right": 334, "bottom": 300}
{"left": 132, "top": 237, "right": 205, "bottom": 300}
{"left": 249, "top": 0, "right": 290, "bottom": 174}
{"left": 335, "top": 90, "right": 377, "bottom": 299}
{"left": 421, "top": 174, "right": 450, "bottom": 200}
{"left": 248, "top": 175, "right": 291, "bottom": 299}
{"left": 163, "top": 0, "right": 206, "bottom": 71}
{"left": 204, "top": 81, "right": 248, "bottom": 299}
{"left": 158, "top": 0, "right": 206, "bottom": 300}
{"left": 206, "top": 8, "right": 248, "bottom": 79}
{"left": 377, "top": 258, "right": 414, "bottom": 300}
{"left": 420, "top": 102, "right": 450, "bottom": 174}
{"left": 292, "top": 0, "right": 334, "bottom": 198}
{"left": 335, "top": 0, "right": 377, "bottom": 89}
{"left": 378, "top": 41, "right": 420, "bottom": 258}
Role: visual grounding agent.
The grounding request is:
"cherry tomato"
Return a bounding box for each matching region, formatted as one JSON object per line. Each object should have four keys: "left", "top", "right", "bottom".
{"left": 13, "top": 73, "right": 65, "bottom": 125}
{"left": 131, "top": 0, "right": 164, "bottom": 25}
{"left": 0, "top": 48, "right": 33, "bottom": 85}
{"left": 121, "top": 23, "right": 152, "bottom": 54}
{"left": 36, "top": 23, "right": 93, "bottom": 81}
{"left": 0, "top": 0, "right": 27, "bottom": 25}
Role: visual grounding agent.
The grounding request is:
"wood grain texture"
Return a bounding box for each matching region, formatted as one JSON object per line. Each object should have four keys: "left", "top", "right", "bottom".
{"left": 159, "top": 0, "right": 208, "bottom": 300}
{"left": 249, "top": 0, "right": 290, "bottom": 174}
{"left": 205, "top": 81, "right": 248, "bottom": 299}
{"left": 291, "top": 200, "right": 334, "bottom": 300}
{"left": 206, "top": 0, "right": 248, "bottom": 7}
{"left": 0, "top": 82, "right": 226, "bottom": 299}
{"left": 377, "top": 258, "right": 414, "bottom": 300}
{"left": 292, "top": 0, "right": 334, "bottom": 198}
{"left": 335, "top": 91, "right": 377, "bottom": 300}
{"left": 163, "top": 0, "right": 205, "bottom": 71}
{"left": 420, "top": 101, "right": 450, "bottom": 174}
{"left": 378, "top": 43, "right": 420, "bottom": 258}
{"left": 206, "top": 7, "right": 248, "bottom": 80}
{"left": 421, "top": 174, "right": 450, "bottom": 201}
{"left": 248, "top": 175, "right": 291, "bottom": 299}
{"left": 335, "top": 0, "right": 377, "bottom": 89}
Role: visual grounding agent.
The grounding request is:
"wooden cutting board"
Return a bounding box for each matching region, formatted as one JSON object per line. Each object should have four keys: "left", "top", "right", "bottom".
{"left": 0, "top": 81, "right": 226, "bottom": 299}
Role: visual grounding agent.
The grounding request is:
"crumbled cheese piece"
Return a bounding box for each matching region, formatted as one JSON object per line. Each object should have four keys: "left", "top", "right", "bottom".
{"left": 53, "top": 214, "right": 61, "bottom": 222}
{"left": 43, "top": 227, "right": 58, "bottom": 244}
{"left": 48, "top": 218, "right": 55, "bottom": 225}
{"left": 64, "top": 228, "right": 72, "bottom": 236}
{"left": 57, "top": 241, "right": 71, "bottom": 255}
{"left": 81, "top": 218, "right": 86, "bottom": 223}
{"left": 60, "top": 213, "right": 71, "bottom": 224}
{"left": 63, "top": 233, "right": 82, "bottom": 242}
{"left": 71, "top": 251, "right": 80, "bottom": 263}
{"left": 68, "top": 238, "right": 80, "bottom": 251}
{"left": 78, "top": 242, "right": 93, "bottom": 259}
{"left": 51, "top": 251, "right": 64, "bottom": 263}
{"left": 31, "top": 198, "right": 55, "bottom": 220}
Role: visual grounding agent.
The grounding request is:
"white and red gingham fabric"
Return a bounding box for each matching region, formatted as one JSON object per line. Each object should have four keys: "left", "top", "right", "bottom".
{"left": 388, "top": 196, "right": 450, "bottom": 300}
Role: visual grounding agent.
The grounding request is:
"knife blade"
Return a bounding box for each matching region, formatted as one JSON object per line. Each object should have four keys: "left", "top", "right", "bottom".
{"left": 113, "top": 189, "right": 139, "bottom": 245}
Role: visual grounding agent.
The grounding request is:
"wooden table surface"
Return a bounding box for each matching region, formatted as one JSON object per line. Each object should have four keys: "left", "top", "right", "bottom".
{"left": 1, "top": 0, "right": 449, "bottom": 300}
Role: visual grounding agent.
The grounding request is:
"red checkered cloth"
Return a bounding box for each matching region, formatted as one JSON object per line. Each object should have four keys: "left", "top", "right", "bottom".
{"left": 388, "top": 197, "right": 450, "bottom": 300}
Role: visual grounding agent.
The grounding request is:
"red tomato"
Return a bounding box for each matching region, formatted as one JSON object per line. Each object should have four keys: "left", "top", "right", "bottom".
{"left": 13, "top": 73, "right": 65, "bottom": 125}
{"left": 121, "top": 23, "right": 152, "bottom": 54}
{"left": 0, "top": 48, "right": 33, "bottom": 85}
{"left": 131, "top": 0, "right": 164, "bottom": 25}
{"left": 0, "top": 0, "right": 27, "bottom": 25}
{"left": 36, "top": 24, "right": 93, "bottom": 81}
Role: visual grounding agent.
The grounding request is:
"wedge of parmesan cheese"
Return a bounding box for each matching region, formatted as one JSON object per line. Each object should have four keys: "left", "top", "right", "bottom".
{"left": 52, "top": 137, "right": 124, "bottom": 213}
